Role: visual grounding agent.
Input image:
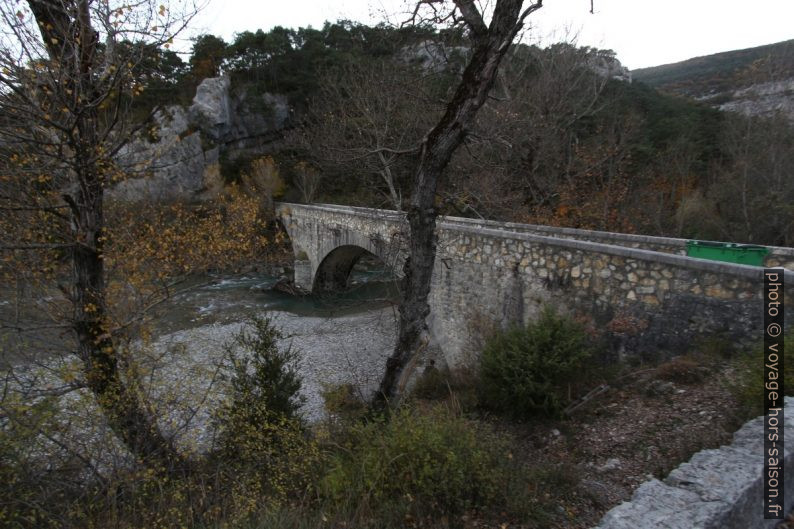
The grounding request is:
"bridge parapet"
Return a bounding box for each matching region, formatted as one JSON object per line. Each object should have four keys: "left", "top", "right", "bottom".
{"left": 279, "top": 203, "right": 794, "bottom": 270}
{"left": 442, "top": 215, "right": 794, "bottom": 270}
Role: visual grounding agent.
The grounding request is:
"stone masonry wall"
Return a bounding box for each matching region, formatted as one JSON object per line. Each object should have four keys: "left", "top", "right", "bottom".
{"left": 431, "top": 221, "right": 794, "bottom": 366}
{"left": 277, "top": 203, "right": 794, "bottom": 368}
{"left": 311, "top": 203, "right": 794, "bottom": 270}
{"left": 439, "top": 213, "right": 794, "bottom": 271}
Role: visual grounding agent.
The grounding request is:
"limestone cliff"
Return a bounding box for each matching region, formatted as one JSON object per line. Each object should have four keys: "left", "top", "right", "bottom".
{"left": 111, "top": 77, "right": 290, "bottom": 201}
{"left": 713, "top": 77, "right": 794, "bottom": 121}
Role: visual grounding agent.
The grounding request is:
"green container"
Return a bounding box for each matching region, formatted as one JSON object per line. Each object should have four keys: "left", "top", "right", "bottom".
{"left": 685, "top": 240, "right": 769, "bottom": 266}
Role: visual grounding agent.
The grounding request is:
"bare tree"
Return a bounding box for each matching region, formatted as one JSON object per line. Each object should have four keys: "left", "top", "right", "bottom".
{"left": 295, "top": 57, "right": 443, "bottom": 210}
{"left": 708, "top": 111, "right": 794, "bottom": 245}
{"left": 446, "top": 41, "right": 611, "bottom": 220}
{"left": 292, "top": 161, "right": 322, "bottom": 203}
{"left": 0, "top": 0, "right": 200, "bottom": 467}
{"left": 375, "top": 0, "right": 551, "bottom": 404}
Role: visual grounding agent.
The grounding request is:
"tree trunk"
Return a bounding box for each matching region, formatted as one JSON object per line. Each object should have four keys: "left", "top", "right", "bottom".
{"left": 376, "top": 0, "right": 541, "bottom": 404}
{"left": 31, "top": 0, "right": 183, "bottom": 468}
{"left": 70, "top": 162, "right": 181, "bottom": 467}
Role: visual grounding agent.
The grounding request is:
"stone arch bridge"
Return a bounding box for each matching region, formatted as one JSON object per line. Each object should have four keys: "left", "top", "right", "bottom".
{"left": 277, "top": 202, "right": 794, "bottom": 367}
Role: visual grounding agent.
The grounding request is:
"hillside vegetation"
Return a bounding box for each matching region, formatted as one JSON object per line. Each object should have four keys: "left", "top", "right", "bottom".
{"left": 49, "top": 22, "right": 793, "bottom": 246}
{"left": 632, "top": 39, "right": 794, "bottom": 98}
{"left": 119, "top": 24, "right": 794, "bottom": 245}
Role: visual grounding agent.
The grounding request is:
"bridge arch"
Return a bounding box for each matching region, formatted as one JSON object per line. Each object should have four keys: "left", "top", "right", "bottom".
{"left": 313, "top": 245, "right": 391, "bottom": 292}
{"left": 277, "top": 203, "right": 407, "bottom": 293}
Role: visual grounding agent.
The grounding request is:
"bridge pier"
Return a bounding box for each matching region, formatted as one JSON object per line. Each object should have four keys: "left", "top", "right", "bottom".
{"left": 293, "top": 258, "right": 313, "bottom": 292}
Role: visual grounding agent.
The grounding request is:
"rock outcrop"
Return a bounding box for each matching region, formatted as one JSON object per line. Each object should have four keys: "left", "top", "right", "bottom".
{"left": 189, "top": 77, "right": 290, "bottom": 147}
{"left": 716, "top": 77, "right": 794, "bottom": 122}
{"left": 588, "top": 54, "right": 632, "bottom": 83}
{"left": 112, "top": 105, "right": 213, "bottom": 202}
{"left": 400, "top": 40, "right": 469, "bottom": 74}
{"left": 111, "top": 77, "right": 290, "bottom": 202}
{"left": 189, "top": 76, "right": 233, "bottom": 142}
{"left": 594, "top": 396, "right": 794, "bottom": 529}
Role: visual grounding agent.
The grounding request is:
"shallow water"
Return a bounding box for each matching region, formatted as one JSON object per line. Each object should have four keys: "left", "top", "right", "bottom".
{"left": 151, "top": 269, "right": 399, "bottom": 335}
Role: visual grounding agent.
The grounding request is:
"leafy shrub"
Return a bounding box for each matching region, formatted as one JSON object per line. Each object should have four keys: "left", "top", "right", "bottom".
{"left": 732, "top": 335, "right": 794, "bottom": 419}
{"left": 214, "top": 316, "right": 319, "bottom": 508}
{"left": 320, "top": 404, "right": 525, "bottom": 526}
{"left": 478, "top": 307, "right": 592, "bottom": 418}
{"left": 215, "top": 414, "right": 320, "bottom": 518}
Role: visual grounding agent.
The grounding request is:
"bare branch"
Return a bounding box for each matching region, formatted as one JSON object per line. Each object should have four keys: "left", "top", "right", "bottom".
{"left": 0, "top": 243, "right": 72, "bottom": 250}
{"left": 453, "top": 0, "right": 487, "bottom": 37}
{"left": 16, "top": 382, "right": 86, "bottom": 398}
{"left": 518, "top": 0, "right": 544, "bottom": 24}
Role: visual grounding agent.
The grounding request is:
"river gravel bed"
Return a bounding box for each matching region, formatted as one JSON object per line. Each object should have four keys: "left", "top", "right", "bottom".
{"left": 1, "top": 306, "right": 397, "bottom": 468}
{"left": 149, "top": 307, "right": 398, "bottom": 447}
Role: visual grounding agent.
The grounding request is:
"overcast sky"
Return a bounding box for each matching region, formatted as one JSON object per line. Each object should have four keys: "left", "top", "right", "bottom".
{"left": 184, "top": 1, "right": 794, "bottom": 70}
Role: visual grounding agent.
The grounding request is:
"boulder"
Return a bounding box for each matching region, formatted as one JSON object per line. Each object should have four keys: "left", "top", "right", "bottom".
{"left": 271, "top": 276, "right": 309, "bottom": 296}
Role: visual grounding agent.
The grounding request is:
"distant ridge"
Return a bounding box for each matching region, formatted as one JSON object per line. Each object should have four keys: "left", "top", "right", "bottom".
{"left": 632, "top": 39, "right": 794, "bottom": 99}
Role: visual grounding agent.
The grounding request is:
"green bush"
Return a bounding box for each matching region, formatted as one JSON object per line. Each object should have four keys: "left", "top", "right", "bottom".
{"left": 478, "top": 307, "right": 592, "bottom": 418}
{"left": 222, "top": 316, "right": 303, "bottom": 423}
{"left": 320, "top": 404, "right": 524, "bottom": 526}
{"left": 733, "top": 335, "right": 794, "bottom": 419}
{"left": 214, "top": 316, "right": 319, "bottom": 508}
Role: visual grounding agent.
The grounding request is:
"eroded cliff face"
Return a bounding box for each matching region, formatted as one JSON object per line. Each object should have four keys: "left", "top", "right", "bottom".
{"left": 635, "top": 73, "right": 794, "bottom": 124}
{"left": 713, "top": 77, "right": 794, "bottom": 121}
{"left": 189, "top": 77, "right": 290, "bottom": 147}
{"left": 111, "top": 77, "right": 290, "bottom": 202}
{"left": 113, "top": 105, "right": 212, "bottom": 202}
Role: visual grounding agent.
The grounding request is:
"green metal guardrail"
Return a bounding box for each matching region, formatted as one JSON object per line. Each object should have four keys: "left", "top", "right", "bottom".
{"left": 685, "top": 240, "right": 769, "bottom": 266}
